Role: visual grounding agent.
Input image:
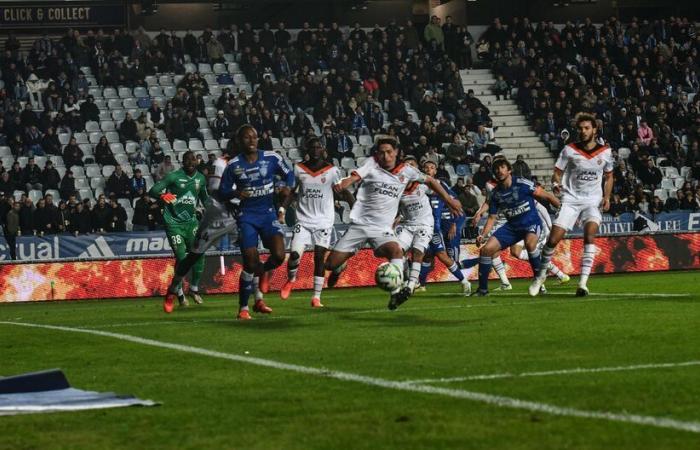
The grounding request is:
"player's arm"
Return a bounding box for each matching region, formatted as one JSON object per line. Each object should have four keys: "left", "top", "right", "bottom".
{"left": 601, "top": 170, "right": 613, "bottom": 211}
{"left": 533, "top": 186, "right": 561, "bottom": 209}
{"left": 333, "top": 172, "right": 361, "bottom": 193}
{"left": 550, "top": 167, "right": 563, "bottom": 195}
{"left": 425, "top": 176, "right": 462, "bottom": 217}
{"left": 471, "top": 200, "right": 490, "bottom": 226}
{"left": 476, "top": 214, "right": 498, "bottom": 246}
{"left": 333, "top": 188, "right": 356, "bottom": 207}
{"left": 149, "top": 172, "right": 177, "bottom": 204}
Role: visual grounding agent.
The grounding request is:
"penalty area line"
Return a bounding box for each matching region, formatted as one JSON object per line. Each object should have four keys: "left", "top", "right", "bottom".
{"left": 1, "top": 320, "right": 699, "bottom": 434}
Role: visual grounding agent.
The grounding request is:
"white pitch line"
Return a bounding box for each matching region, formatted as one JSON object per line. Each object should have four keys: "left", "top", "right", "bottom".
{"left": 38, "top": 293, "right": 688, "bottom": 330}
{"left": 1, "top": 321, "right": 699, "bottom": 434}
{"left": 405, "top": 361, "right": 700, "bottom": 385}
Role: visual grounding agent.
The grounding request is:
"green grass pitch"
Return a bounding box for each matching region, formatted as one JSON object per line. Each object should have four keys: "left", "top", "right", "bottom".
{"left": 1, "top": 271, "right": 699, "bottom": 449}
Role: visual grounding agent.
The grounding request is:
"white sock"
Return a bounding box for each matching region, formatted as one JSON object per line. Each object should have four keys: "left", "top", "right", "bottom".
{"left": 408, "top": 261, "right": 421, "bottom": 289}
{"left": 190, "top": 285, "right": 199, "bottom": 293}
{"left": 492, "top": 255, "right": 509, "bottom": 285}
{"left": 538, "top": 244, "right": 556, "bottom": 280}
{"left": 313, "top": 276, "right": 324, "bottom": 299}
{"left": 287, "top": 253, "right": 300, "bottom": 282}
{"left": 548, "top": 262, "right": 566, "bottom": 280}
{"left": 177, "top": 286, "right": 184, "bottom": 296}
{"left": 518, "top": 248, "right": 528, "bottom": 261}
{"left": 579, "top": 244, "right": 596, "bottom": 287}
{"left": 253, "top": 276, "right": 264, "bottom": 300}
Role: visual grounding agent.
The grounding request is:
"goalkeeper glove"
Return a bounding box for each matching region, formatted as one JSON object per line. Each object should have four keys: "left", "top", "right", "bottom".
{"left": 160, "top": 192, "right": 177, "bottom": 204}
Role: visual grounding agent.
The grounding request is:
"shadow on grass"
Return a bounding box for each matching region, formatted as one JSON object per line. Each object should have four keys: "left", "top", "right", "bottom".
{"left": 338, "top": 313, "right": 483, "bottom": 328}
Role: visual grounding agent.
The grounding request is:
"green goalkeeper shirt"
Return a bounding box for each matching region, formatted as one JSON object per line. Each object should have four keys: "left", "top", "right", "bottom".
{"left": 149, "top": 169, "right": 209, "bottom": 226}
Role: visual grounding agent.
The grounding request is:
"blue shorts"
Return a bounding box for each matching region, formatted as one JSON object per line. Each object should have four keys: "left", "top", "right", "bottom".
{"left": 238, "top": 212, "right": 284, "bottom": 250}
{"left": 492, "top": 222, "right": 541, "bottom": 249}
{"left": 425, "top": 231, "right": 446, "bottom": 255}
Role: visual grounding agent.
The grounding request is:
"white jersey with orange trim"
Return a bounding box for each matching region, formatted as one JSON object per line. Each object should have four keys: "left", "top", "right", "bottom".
{"left": 555, "top": 142, "right": 614, "bottom": 204}
{"left": 399, "top": 183, "right": 433, "bottom": 228}
{"left": 294, "top": 162, "right": 342, "bottom": 230}
{"left": 192, "top": 156, "right": 238, "bottom": 254}
{"left": 349, "top": 157, "right": 427, "bottom": 228}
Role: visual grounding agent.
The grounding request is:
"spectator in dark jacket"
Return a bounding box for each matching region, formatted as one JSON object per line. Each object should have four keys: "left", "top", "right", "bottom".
{"left": 69, "top": 201, "right": 93, "bottom": 235}
{"left": 23, "top": 157, "right": 43, "bottom": 192}
{"left": 119, "top": 113, "right": 139, "bottom": 143}
{"left": 637, "top": 159, "right": 663, "bottom": 189}
{"left": 91, "top": 196, "right": 111, "bottom": 232}
{"left": 106, "top": 165, "right": 132, "bottom": 199}
{"left": 63, "top": 137, "right": 85, "bottom": 168}
{"left": 95, "top": 136, "right": 118, "bottom": 166}
{"left": 5, "top": 200, "right": 20, "bottom": 259}
{"left": 0, "top": 172, "right": 13, "bottom": 197}
{"left": 107, "top": 198, "right": 127, "bottom": 232}
{"left": 19, "top": 198, "right": 34, "bottom": 235}
{"left": 130, "top": 169, "right": 147, "bottom": 198}
{"left": 41, "top": 127, "right": 62, "bottom": 155}
{"left": 80, "top": 96, "right": 100, "bottom": 124}
{"left": 41, "top": 160, "right": 61, "bottom": 191}
{"left": 59, "top": 169, "right": 77, "bottom": 201}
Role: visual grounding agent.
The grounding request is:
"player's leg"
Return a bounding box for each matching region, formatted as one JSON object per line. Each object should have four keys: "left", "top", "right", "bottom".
{"left": 257, "top": 215, "right": 287, "bottom": 293}
{"left": 374, "top": 240, "right": 410, "bottom": 310}
{"left": 577, "top": 207, "right": 602, "bottom": 296}
{"left": 183, "top": 223, "right": 205, "bottom": 304}
{"left": 491, "top": 252, "right": 512, "bottom": 290}
{"left": 281, "top": 224, "right": 310, "bottom": 300}
{"left": 434, "top": 249, "right": 471, "bottom": 295}
{"left": 325, "top": 225, "right": 366, "bottom": 287}
{"left": 163, "top": 227, "right": 189, "bottom": 313}
{"left": 529, "top": 203, "right": 576, "bottom": 296}
{"left": 472, "top": 236, "right": 503, "bottom": 296}
{"left": 523, "top": 231, "right": 542, "bottom": 276}
{"left": 309, "top": 245, "right": 328, "bottom": 307}
{"left": 236, "top": 221, "right": 266, "bottom": 319}
{"left": 514, "top": 238, "right": 569, "bottom": 284}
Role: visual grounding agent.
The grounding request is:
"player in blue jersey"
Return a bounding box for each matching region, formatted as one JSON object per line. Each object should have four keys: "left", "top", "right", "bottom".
{"left": 415, "top": 160, "right": 470, "bottom": 294}
{"left": 219, "top": 125, "right": 295, "bottom": 319}
{"left": 472, "top": 158, "right": 560, "bottom": 296}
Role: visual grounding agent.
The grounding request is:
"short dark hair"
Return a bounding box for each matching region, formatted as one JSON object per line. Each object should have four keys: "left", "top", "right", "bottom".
{"left": 492, "top": 158, "right": 512, "bottom": 172}
{"left": 376, "top": 138, "right": 398, "bottom": 149}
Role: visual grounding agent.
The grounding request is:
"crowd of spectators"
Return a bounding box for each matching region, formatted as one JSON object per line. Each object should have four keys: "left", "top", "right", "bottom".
{"left": 481, "top": 15, "right": 700, "bottom": 213}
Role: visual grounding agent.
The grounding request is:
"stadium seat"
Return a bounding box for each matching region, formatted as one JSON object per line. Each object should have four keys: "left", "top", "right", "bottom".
{"left": 341, "top": 157, "right": 357, "bottom": 170}
{"left": 74, "top": 133, "right": 88, "bottom": 144}
{"left": 58, "top": 133, "right": 70, "bottom": 145}
{"left": 198, "top": 63, "right": 213, "bottom": 74}
{"left": 48, "top": 156, "right": 65, "bottom": 167}
{"left": 85, "top": 121, "right": 100, "bottom": 132}
{"left": 680, "top": 166, "right": 692, "bottom": 180}
{"left": 100, "top": 120, "right": 116, "bottom": 132}
{"left": 271, "top": 138, "right": 282, "bottom": 149}
{"left": 74, "top": 177, "right": 89, "bottom": 189}
{"left": 90, "top": 178, "right": 105, "bottom": 190}
{"left": 1, "top": 157, "right": 13, "bottom": 169}
{"left": 227, "top": 62, "right": 241, "bottom": 74}
{"left": 78, "top": 189, "right": 94, "bottom": 201}
{"left": 88, "top": 87, "right": 103, "bottom": 98}
{"left": 106, "top": 131, "right": 120, "bottom": 143}
{"left": 112, "top": 110, "right": 126, "bottom": 122}
{"left": 85, "top": 166, "right": 102, "bottom": 178}
{"left": 213, "top": 63, "right": 227, "bottom": 74}
{"left": 79, "top": 144, "right": 94, "bottom": 156}
{"left": 134, "top": 86, "right": 148, "bottom": 98}
{"left": 118, "top": 87, "right": 132, "bottom": 98}
{"left": 110, "top": 143, "right": 125, "bottom": 154}
{"left": 204, "top": 139, "right": 220, "bottom": 151}
{"left": 148, "top": 86, "right": 163, "bottom": 97}
{"left": 34, "top": 156, "right": 47, "bottom": 168}
{"left": 173, "top": 140, "right": 188, "bottom": 151}
{"left": 70, "top": 166, "right": 86, "bottom": 178}
{"left": 103, "top": 88, "right": 118, "bottom": 99}
{"left": 653, "top": 189, "right": 667, "bottom": 201}
{"left": 673, "top": 177, "right": 685, "bottom": 189}
{"left": 122, "top": 98, "right": 138, "bottom": 109}
{"left": 89, "top": 132, "right": 103, "bottom": 144}
{"left": 12, "top": 190, "right": 23, "bottom": 202}
{"left": 117, "top": 198, "right": 132, "bottom": 210}
{"left": 28, "top": 189, "right": 43, "bottom": 205}
{"left": 125, "top": 142, "right": 140, "bottom": 154}
{"left": 0, "top": 146, "right": 12, "bottom": 157}
{"left": 17, "top": 156, "right": 28, "bottom": 167}
{"left": 660, "top": 179, "right": 675, "bottom": 190}
{"left": 115, "top": 154, "right": 129, "bottom": 166}
{"left": 98, "top": 110, "right": 112, "bottom": 121}
{"left": 287, "top": 148, "right": 302, "bottom": 161}
{"left": 56, "top": 167, "right": 66, "bottom": 178}
{"left": 102, "top": 165, "right": 115, "bottom": 177}
{"left": 158, "top": 75, "right": 173, "bottom": 86}
{"left": 144, "top": 76, "right": 158, "bottom": 87}
{"left": 163, "top": 86, "right": 177, "bottom": 98}
{"left": 282, "top": 137, "right": 297, "bottom": 149}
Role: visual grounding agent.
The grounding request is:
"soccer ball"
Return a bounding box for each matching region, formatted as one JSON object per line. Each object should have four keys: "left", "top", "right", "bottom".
{"left": 375, "top": 262, "right": 404, "bottom": 292}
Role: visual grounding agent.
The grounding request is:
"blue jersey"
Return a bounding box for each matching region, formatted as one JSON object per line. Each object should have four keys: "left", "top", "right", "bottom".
{"left": 219, "top": 150, "right": 295, "bottom": 218}
{"left": 488, "top": 177, "right": 541, "bottom": 229}
{"left": 428, "top": 180, "right": 456, "bottom": 231}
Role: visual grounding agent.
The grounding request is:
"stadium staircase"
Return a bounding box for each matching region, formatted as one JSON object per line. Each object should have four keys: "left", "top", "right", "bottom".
{"left": 460, "top": 69, "right": 555, "bottom": 181}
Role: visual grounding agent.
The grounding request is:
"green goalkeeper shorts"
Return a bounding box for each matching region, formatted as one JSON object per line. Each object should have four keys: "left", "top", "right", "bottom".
{"left": 165, "top": 221, "right": 199, "bottom": 260}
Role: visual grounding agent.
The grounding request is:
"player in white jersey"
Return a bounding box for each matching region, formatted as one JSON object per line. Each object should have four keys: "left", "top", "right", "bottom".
{"left": 395, "top": 156, "right": 471, "bottom": 295}
{"left": 325, "top": 138, "right": 463, "bottom": 310}
{"left": 510, "top": 200, "right": 570, "bottom": 286}
{"left": 279, "top": 137, "right": 353, "bottom": 308}
{"left": 529, "top": 112, "right": 614, "bottom": 297}
{"left": 162, "top": 140, "right": 244, "bottom": 305}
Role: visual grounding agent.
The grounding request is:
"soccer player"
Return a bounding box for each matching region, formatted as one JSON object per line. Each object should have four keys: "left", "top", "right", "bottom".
{"left": 279, "top": 137, "right": 354, "bottom": 308}
{"left": 162, "top": 139, "right": 241, "bottom": 309}
{"left": 409, "top": 160, "right": 471, "bottom": 295}
{"left": 219, "top": 125, "right": 295, "bottom": 320}
{"left": 149, "top": 151, "right": 209, "bottom": 313}
{"left": 325, "top": 138, "right": 463, "bottom": 310}
{"left": 529, "top": 113, "right": 613, "bottom": 297}
{"left": 473, "top": 158, "right": 560, "bottom": 296}
{"left": 509, "top": 200, "right": 570, "bottom": 286}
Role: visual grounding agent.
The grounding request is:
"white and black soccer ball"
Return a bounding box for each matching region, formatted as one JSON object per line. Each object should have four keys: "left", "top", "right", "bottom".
{"left": 375, "top": 262, "right": 404, "bottom": 292}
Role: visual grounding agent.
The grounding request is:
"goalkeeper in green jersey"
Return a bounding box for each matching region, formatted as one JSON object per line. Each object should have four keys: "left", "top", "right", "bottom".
{"left": 149, "top": 151, "right": 209, "bottom": 313}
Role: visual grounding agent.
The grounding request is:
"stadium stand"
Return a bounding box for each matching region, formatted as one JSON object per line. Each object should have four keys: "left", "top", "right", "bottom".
{"left": 0, "top": 17, "right": 698, "bottom": 236}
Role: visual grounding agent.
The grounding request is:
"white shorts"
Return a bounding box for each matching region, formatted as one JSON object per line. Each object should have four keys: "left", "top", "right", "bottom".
{"left": 554, "top": 202, "right": 602, "bottom": 231}
{"left": 290, "top": 223, "right": 333, "bottom": 254}
{"left": 396, "top": 224, "right": 433, "bottom": 253}
{"left": 333, "top": 224, "right": 400, "bottom": 253}
{"left": 192, "top": 199, "right": 238, "bottom": 254}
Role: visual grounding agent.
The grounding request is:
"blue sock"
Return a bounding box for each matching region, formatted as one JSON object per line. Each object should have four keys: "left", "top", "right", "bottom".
{"left": 478, "top": 256, "right": 492, "bottom": 292}
{"left": 460, "top": 257, "right": 479, "bottom": 269}
{"left": 528, "top": 249, "right": 541, "bottom": 276}
{"left": 419, "top": 262, "right": 432, "bottom": 286}
{"left": 239, "top": 271, "right": 254, "bottom": 308}
{"left": 448, "top": 262, "right": 464, "bottom": 281}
